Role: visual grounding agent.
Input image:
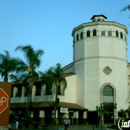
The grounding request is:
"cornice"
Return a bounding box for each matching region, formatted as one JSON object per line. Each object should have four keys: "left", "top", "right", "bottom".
{"left": 74, "top": 56, "right": 127, "bottom": 63}
{"left": 72, "top": 21, "right": 128, "bottom": 36}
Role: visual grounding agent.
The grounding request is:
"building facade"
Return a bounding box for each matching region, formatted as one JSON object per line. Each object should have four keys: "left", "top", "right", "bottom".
{"left": 10, "top": 15, "right": 130, "bottom": 125}
{"left": 64, "top": 14, "right": 129, "bottom": 124}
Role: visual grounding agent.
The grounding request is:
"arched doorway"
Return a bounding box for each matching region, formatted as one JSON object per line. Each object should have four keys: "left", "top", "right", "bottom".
{"left": 103, "top": 85, "right": 114, "bottom": 124}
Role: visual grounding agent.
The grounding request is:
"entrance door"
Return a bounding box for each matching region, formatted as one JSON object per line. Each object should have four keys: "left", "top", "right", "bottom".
{"left": 88, "top": 111, "right": 98, "bottom": 124}
{"left": 103, "top": 85, "right": 114, "bottom": 124}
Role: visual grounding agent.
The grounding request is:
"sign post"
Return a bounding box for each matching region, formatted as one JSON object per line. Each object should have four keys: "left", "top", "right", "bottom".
{"left": 0, "top": 82, "right": 11, "bottom": 130}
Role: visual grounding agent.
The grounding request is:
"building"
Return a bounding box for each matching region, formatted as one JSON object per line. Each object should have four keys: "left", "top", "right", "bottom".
{"left": 10, "top": 14, "right": 130, "bottom": 125}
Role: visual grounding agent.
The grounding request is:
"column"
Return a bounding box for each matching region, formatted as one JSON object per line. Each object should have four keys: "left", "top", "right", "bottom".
{"left": 75, "top": 111, "right": 79, "bottom": 124}
{"left": 55, "top": 110, "right": 59, "bottom": 125}
{"left": 39, "top": 110, "right": 45, "bottom": 125}
{"left": 13, "top": 87, "right": 18, "bottom": 97}
{"left": 52, "top": 110, "right": 59, "bottom": 124}
{"left": 114, "top": 109, "right": 118, "bottom": 125}
{"left": 32, "top": 85, "right": 36, "bottom": 97}
{"left": 22, "top": 86, "right": 25, "bottom": 97}
{"left": 71, "top": 112, "right": 75, "bottom": 124}
{"left": 41, "top": 85, "right": 46, "bottom": 96}
{"left": 31, "top": 111, "right": 34, "bottom": 118}
{"left": 83, "top": 111, "right": 88, "bottom": 124}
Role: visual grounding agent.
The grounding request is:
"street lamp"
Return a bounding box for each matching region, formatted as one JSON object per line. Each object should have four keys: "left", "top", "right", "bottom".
{"left": 114, "top": 103, "right": 117, "bottom": 109}
{"left": 113, "top": 103, "right": 117, "bottom": 125}
{"left": 96, "top": 106, "right": 99, "bottom": 127}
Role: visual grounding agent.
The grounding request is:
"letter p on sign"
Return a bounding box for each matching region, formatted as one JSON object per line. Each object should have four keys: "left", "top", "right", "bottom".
{"left": 0, "top": 88, "right": 8, "bottom": 114}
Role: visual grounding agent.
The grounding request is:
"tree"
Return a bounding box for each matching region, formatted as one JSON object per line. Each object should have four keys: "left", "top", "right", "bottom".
{"left": 120, "top": 109, "right": 128, "bottom": 121}
{"left": 15, "top": 45, "right": 44, "bottom": 122}
{"left": 44, "top": 63, "right": 67, "bottom": 124}
{"left": 39, "top": 71, "right": 54, "bottom": 95}
{"left": 0, "top": 50, "right": 21, "bottom": 82}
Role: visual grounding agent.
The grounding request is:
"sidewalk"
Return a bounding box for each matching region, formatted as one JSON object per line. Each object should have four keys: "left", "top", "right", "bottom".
{"left": 10, "top": 124, "right": 108, "bottom": 130}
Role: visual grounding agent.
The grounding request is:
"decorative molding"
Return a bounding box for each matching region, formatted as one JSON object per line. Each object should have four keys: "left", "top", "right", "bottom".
{"left": 103, "top": 66, "right": 112, "bottom": 75}
{"left": 74, "top": 56, "right": 127, "bottom": 64}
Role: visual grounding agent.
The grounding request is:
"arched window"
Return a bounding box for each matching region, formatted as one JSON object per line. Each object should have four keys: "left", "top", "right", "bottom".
{"left": 116, "top": 30, "right": 118, "bottom": 37}
{"left": 120, "top": 32, "right": 123, "bottom": 39}
{"left": 86, "top": 30, "right": 90, "bottom": 37}
{"left": 103, "top": 85, "right": 113, "bottom": 96}
{"left": 76, "top": 34, "right": 79, "bottom": 41}
{"left": 101, "top": 29, "right": 105, "bottom": 36}
{"left": 80, "top": 32, "right": 83, "bottom": 39}
{"left": 93, "top": 29, "right": 96, "bottom": 36}
{"left": 108, "top": 29, "right": 112, "bottom": 36}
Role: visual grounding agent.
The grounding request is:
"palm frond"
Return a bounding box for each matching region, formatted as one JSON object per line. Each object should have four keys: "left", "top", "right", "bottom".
{"left": 121, "top": 5, "right": 130, "bottom": 12}
{"left": 41, "top": 63, "right": 67, "bottom": 94}
{"left": 15, "top": 44, "right": 44, "bottom": 71}
{"left": 0, "top": 50, "right": 24, "bottom": 82}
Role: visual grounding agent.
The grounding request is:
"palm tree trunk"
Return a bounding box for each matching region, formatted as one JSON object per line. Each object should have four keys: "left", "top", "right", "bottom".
{"left": 53, "top": 84, "right": 58, "bottom": 124}
{"left": 25, "top": 75, "right": 33, "bottom": 121}
{"left": 4, "top": 75, "right": 8, "bottom": 82}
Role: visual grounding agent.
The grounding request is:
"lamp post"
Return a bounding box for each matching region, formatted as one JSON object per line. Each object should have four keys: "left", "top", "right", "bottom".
{"left": 114, "top": 103, "right": 117, "bottom": 109}
{"left": 113, "top": 103, "right": 117, "bottom": 125}
{"left": 96, "top": 106, "right": 99, "bottom": 128}
{"left": 100, "top": 103, "right": 104, "bottom": 124}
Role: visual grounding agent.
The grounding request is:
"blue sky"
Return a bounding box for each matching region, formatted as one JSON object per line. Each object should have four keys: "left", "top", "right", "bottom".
{"left": 0, "top": 0, "right": 130, "bottom": 73}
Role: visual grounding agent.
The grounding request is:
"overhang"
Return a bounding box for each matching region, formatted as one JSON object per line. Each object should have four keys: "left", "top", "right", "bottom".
{"left": 11, "top": 101, "right": 87, "bottom": 110}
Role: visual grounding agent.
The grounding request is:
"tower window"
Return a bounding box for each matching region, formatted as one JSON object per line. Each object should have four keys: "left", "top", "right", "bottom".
{"left": 101, "top": 29, "right": 105, "bottom": 36}
{"left": 120, "top": 32, "right": 123, "bottom": 39}
{"left": 108, "top": 30, "right": 112, "bottom": 36}
{"left": 116, "top": 30, "right": 118, "bottom": 37}
{"left": 93, "top": 29, "right": 96, "bottom": 36}
{"left": 87, "top": 30, "right": 90, "bottom": 37}
{"left": 80, "top": 32, "right": 83, "bottom": 39}
{"left": 76, "top": 34, "right": 79, "bottom": 41}
{"left": 103, "top": 85, "right": 113, "bottom": 96}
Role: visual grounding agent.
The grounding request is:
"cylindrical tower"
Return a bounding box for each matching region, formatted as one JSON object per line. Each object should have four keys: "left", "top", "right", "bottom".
{"left": 72, "top": 15, "right": 128, "bottom": 122}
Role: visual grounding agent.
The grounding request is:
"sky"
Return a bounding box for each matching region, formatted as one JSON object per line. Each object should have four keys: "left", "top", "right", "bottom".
{"left": 0, "top": 0, "right": 130, "bottom": 74}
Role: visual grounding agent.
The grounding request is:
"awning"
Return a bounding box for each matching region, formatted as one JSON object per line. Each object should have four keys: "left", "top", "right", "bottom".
{"left": 11, "top": 101, "right": 87, "bottom": 110}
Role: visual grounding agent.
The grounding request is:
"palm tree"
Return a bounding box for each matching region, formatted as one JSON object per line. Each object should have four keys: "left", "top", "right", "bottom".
{"left": 0, "top": 50, "right": 21, "bottom": 82}
{"left": 15, "top": 45, "right": 44, "bottom": 122}
{"left": 44, "top": 63, "right": 67, "bottom": 124}
{"left": 39, "top": 71, "right": 54, "bottom": 95}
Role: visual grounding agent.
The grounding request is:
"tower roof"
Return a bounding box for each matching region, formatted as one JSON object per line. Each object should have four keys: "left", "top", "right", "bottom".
{"left": 91, "top": 14, "right": 107, "bottom": 22}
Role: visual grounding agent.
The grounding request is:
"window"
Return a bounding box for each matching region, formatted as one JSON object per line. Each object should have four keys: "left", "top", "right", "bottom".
{"left": 101, "top": 29, "right": 105, "bottom": 36}
{"left": 103, "top": 85, "right": 113, "bottom": 96}
{"left": 86, "top": 30, "right": 90, "bottom": 37}
{"left": 108, "top": 29, "right": 112, "bottom": 36}
{"left": 80, "top": 32, "right": 83, "bottom": 39}
{"left": 17, "top": 86, "right": 22, "bottom": 97}
{"left": 35, "top": 82, "right": 42, "bottom": 96}
{"left": 76, "top": 34, "right": 79, "bottom": 41}
{"left": 25, "top": 87, "right": 28, "bottom": 97}
{"left": 120, "top": 32, "right": 123, "bottom": 39}
{"left": 93, "top": 29, "right": 96, "bottom": 36}
{"left": 116, "top": 30, "right": 118, "bottom": 37}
